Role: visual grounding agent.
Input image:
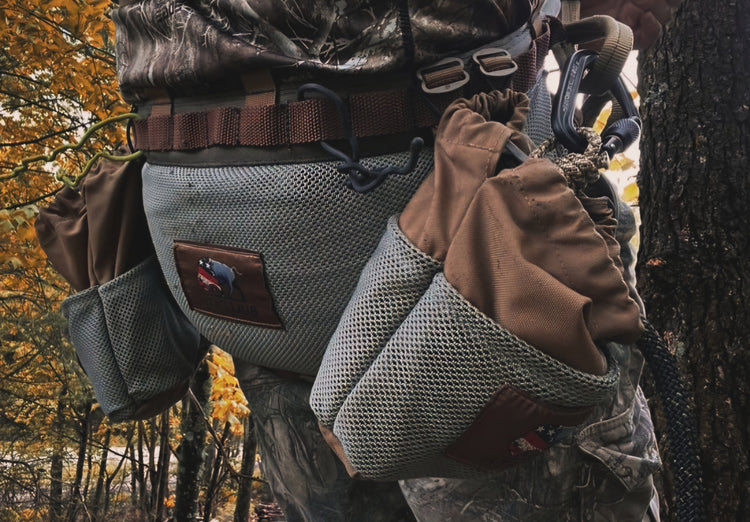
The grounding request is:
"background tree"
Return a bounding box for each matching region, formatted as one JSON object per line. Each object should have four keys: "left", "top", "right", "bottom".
{"left": 637, "top": 0, "right": 750, "bottom": 520}
{"left": 1, "top": 2, "right": 262, "bottom": 520}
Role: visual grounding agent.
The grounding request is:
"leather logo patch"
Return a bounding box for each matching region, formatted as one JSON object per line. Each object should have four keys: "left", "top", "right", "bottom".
{"left": 173, "top": 241, "right": 282, "bottom": 328}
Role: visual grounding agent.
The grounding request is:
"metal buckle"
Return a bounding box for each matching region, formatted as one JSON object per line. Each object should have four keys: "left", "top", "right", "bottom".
{"left": 416, "top": 57, "right": 470, "bottom": 94}
{"left": 472, "top": 48, "right": 518, "bottom": 78}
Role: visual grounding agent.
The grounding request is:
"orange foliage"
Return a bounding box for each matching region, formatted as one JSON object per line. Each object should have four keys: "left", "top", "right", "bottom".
{"left": 0, "top": 0, "right": 125, "bottom": 446}
{"left": 207, "top": 348, "right": 251, "bottom": 437}
{"left": 1, "top": 0, "right": 127, "bottom": 210}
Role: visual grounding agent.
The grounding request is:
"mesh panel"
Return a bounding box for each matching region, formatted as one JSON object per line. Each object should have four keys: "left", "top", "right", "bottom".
{"left": 63, "top": 257, "right": 201, "bottom": 421}
{"left": 311, "top": 216, "right": 442, "bottom": 426}
{"left": 526, "top": 71, "right": 554, "bottom": 146}
{"left": 64, "top": 285, "right": 134, "bottom": 418}
{"left": 332, "top": 273, "right": 619, "bottom": 480}
{"left": 142, "top": 150, "right": 433, "bottom": 375}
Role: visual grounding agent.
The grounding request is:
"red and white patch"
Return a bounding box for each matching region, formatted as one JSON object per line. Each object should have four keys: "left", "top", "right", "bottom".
{"left": 198, "top": 266, "right": 221, "bottom": 292}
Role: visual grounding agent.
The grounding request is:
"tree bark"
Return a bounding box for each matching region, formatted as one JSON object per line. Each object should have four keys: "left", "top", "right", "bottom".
{"left": 49, "top": 391, "right": 66, "bottom": 522}
{"left": 234, "top": 416, "right": 257, "bottom": 522}
{"left": 92, "top": 427, "right": 111, "bottom": 518}
{"left": 637, "top": 1, "right": 750, "bottom": 520}
{"left": 203, "top": 422, "right": 231, "bottom": 520}
{"left": 67, "top": 403, "right": 91, "bottom": 522}
{"left": 155, "top": 411, "right": 172, "bottom": 521}
{"left": 174, "top": 361, "right": 210, "bottom": 521}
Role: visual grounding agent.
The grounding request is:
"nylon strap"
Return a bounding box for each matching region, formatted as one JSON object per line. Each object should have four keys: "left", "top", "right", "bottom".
{"left": 133, "top": 26, "right": 551, "bottom": 153}
{"left": 511, "top": 24, "right": 551, "bottom": 92}
{"left": 133, "top": 90, "right": 441, "bottom": 152}
{"left": 564, "top": 16, "right": 633, "bottom": 95}
{"left": 560, "top": 0, "right": 580, "bottom": 24}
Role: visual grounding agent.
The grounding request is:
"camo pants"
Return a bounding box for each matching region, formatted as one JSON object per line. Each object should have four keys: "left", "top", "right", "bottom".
{"left": 235, "top": 339, "right": 660, "bottom": 522}
{"left": 397, "top": 342, "right": 662, "bottom": 522}
{"left": 235, "top": 363, "right": 417, "bottom": 522}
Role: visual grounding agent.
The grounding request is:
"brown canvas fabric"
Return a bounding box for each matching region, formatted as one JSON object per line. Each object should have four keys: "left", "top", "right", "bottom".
{"left": 399, "top": 90, "right": 533, "bottom": 261}
{"left": 443, "top": 158, "right": 643, "bottom": 376}
{"left": 578, "top": 195, "right": 628, "bottom": 282}
{"left": 35, "top": 187, "right": 90, "bottom": 292}
{"left": 35, "top": 152, "right": 151, "bottom": 290}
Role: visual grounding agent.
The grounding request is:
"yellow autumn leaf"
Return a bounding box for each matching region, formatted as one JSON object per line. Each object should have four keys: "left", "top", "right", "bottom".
{"left": 621, "top": 182, "right": 639, "bottom": 204}
{"left": 593, "top": 106, "right": 612, "bottom": 134}
{"left": 212, "top": 347, "right": 236, "bottom": 374}
{"left": 15, "top": 223, "right": 38, "bottom": 242}
{"left": 609, "top": 154, "right": 636, "bottom": 171}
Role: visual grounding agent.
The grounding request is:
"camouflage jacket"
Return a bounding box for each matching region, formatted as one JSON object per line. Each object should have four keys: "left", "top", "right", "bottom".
{"left": 112, "top": 0, "right": 542, "bottom": 103}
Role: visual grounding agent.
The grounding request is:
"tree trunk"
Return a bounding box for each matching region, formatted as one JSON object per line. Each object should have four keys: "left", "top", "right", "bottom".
{"left": 155, "top": 411, "right": 172, "bottom": 521}
{"left": 637, "top": 1, "right": 750, "bottom": 520}
{"left": 234, "top": 416, "right": 257, "bottom": 522}
{"left": 174, "top": 361, "right": 210, "bottom": 521}
{"left": 93, "top": 428, "right": 111, "bottom": 518}
{"left": 49, "top": 392, "right": 66, "bottom": 522}
{"left": 67, "top": 403, "right": 91, "bottom": 522}
{"left": 136, "top": 421, "right": 147, "bottom": 512}
{"left": 203, "top": 422, "right": 231, "bottom": 520}
{"left": 147, "top": 418, "right": 158, "bottom": 518}
{"left": 129, "top": 441, "right": 139, "bottom": 508}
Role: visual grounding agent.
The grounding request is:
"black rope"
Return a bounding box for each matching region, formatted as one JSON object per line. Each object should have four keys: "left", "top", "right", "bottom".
{"left": 297, "top": 83, "right": 423, "bottom": 193}
{"left": 126, "top": 105, "right": 137, "bottom": 153}
{"left": 638, "top": 319, "right": 706, "bottom": 522}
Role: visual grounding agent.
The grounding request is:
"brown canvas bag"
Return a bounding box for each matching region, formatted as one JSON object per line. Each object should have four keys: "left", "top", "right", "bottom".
{"left": 35, "top": 153, "right": 203, "bottom": 422}
{"left": 311, "top": 91, "right": 642, "bottom": 480}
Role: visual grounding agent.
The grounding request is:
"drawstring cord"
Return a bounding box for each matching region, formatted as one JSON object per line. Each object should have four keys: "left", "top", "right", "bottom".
{"left": 297, "top": 83, "right": 424, "bottom": 193}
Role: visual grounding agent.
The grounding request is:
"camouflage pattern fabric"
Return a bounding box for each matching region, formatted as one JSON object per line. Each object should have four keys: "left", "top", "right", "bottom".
{"left": 231, "top": 177, "right": 660, "bottom": 521}
{"left": 112, "top": 0, "right": 526, "bottom": 102}
{"left": 234, "top": 363, "right": 416, "bottom": 522}
{"left": 399, "top": 344, "right": 661, "bottom": 522}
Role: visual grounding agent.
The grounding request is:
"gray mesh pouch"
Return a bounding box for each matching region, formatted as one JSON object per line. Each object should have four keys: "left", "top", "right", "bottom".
{"left": 311, "top": 216, "right": 442, "bottom": 427}
{"left": 142, "top": 150, "right": 432, "bottom": 375}
{"left": 323, "top": 273, "right": 620, "bottom": 480}
{"left": 62, "top": 256, "right": 202, "bottom": 422}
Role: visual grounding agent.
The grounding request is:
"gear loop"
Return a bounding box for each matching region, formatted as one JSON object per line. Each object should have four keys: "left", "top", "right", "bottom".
{"left": 531, "top": 127, "right": 609, "bottom": 192}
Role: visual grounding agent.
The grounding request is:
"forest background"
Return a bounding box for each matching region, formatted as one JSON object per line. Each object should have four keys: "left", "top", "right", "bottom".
{"left": 1, "top": 2, "right": 271, "bottom": 521}
{"left": 2, "top": 1, "right": 749, "bottom": 521}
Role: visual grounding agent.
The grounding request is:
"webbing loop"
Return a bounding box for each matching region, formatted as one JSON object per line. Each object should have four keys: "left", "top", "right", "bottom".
{"left": 562, "top": 15, "right": 633, "bottom": 95}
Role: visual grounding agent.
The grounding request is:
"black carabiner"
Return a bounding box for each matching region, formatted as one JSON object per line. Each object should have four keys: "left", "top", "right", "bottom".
{"left": 552, "top": 50, "right": 641, "bottom": 158}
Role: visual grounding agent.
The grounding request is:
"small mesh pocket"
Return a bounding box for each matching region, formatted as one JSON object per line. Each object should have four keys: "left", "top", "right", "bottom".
{"left": 62, "top": 256, "right": 202, "bottom": 422}
{"left": 326, "top": 273, "right": 620, "bottom": 480}
{"left": 311, "top": 216, "right": 442, "bottom": 426}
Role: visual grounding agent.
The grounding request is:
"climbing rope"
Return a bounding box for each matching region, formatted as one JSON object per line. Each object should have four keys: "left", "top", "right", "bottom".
{"left": 530, "top": 127, "right": 610, "bottom": 192}
{"left": 638, "top": 320, "right": 706, "bottom": 522}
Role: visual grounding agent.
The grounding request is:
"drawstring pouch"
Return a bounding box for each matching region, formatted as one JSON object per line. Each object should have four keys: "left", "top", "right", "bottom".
{"left": 310, "top": 91, "right": 644, "bottom": 480}
{"left": 36, "top": 153, "right": 203, "bottom": 422}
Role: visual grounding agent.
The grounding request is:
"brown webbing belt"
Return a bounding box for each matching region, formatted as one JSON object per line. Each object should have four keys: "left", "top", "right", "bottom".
{"left": 133, "top": 90, "right": 441, "bottom": 152}
{"left": 133, "top": 29, "right": 551, "bottom": 153}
